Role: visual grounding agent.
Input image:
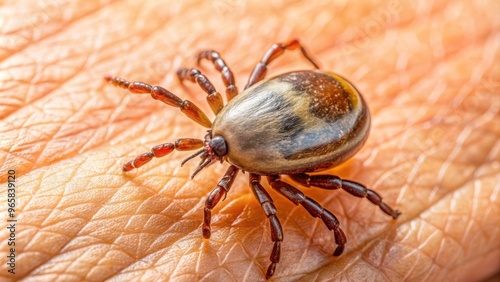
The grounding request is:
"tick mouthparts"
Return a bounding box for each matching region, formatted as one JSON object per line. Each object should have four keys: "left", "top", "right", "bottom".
{"left": 181, "top": 148, "right": 206, "bottom": 167}
{"left": 191, "top": 158, "right": 215, "bottom": 179}
{"left": 181, "top": 148, "right": 217, "bottom": 179}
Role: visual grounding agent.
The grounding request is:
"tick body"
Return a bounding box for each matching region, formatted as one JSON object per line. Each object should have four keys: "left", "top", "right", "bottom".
{"left": 105, "top": 39, "right": 400, "bottom": 279}
{"left": 213, "top": 70, "right": 370, "bottom": 175}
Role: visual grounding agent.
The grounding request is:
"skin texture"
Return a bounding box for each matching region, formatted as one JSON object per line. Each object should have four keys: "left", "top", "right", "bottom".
{"left": 0, "top": 0, "right": 498, "bottom": 281}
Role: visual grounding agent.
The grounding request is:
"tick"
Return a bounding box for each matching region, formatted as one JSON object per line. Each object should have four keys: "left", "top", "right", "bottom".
{"left": 105, "top": 39, "right": 401, "bottom": 279}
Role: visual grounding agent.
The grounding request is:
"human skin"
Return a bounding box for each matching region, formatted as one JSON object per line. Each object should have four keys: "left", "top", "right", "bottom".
{"left": 0, "top": 0, "right": 499, "bottom": 281}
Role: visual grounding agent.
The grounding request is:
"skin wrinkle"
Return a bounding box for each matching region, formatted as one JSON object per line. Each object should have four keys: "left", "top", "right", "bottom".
{"left": 0, "top": 2, "right": 106, "bottom": 60}
{"left": 1, "top": 0, "right": 499, "bottom": 281}
{"left": 2, "top": 2, "right": 178, "bottom": 122}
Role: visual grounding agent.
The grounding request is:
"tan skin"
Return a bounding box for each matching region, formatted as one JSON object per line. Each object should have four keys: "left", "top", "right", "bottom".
{"left": 1, "top": 1, "right": 499, "bottom": 281}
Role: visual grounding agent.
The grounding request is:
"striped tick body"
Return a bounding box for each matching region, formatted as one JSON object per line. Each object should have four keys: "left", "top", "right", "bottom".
{"left": 105, "top": 39, "right": 400, "bottom": 279}
{"left": 213, "top": 70, "right": 370, "bottom": 176}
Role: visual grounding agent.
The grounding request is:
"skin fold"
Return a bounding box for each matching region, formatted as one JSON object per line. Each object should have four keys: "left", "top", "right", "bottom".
{"left": 0, "top": 0, "right": 498, "bottom": 281}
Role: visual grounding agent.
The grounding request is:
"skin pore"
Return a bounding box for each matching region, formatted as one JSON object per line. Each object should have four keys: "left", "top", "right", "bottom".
{"left": 1, "top": 1, "right": 498, "bottom": 281}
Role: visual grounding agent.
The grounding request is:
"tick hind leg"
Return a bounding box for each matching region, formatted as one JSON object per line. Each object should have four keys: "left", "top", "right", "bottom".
{"left": 267, "top": 175, "right": 347, "bottom": 257}
{"left": 122, "top": 138, "right": 203, "bottom": 171}
{"left": 177, "top": 68, "right": 224, "bottom": 115}
{"left": 290, "top": 174, "right": 401, "bottom": 219}
{"left": 202, "top": 165, "right": 239, "bottom": 238}
{"left": 245, "top": 39, "right": 320, "bottom": 89}
{"left": 196, "top": 50, "right": 239, "bottom": 101}
{"left": 105, "top": 76, "right": 212, "bottom": 128}
{"left": 250, "top": 174, "right": 283, "bottom": 279}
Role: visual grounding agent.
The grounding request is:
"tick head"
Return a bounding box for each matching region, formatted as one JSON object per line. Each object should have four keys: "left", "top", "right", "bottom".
{"left": 209, "top": 135, "right": 228, "bottom": 157}
{"left": 181, "top": 135, "right": 228, "bottom": 179}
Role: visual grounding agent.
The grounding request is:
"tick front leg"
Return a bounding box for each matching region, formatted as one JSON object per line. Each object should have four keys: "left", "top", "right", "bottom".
{"left": 245, "top": 39, "right": 320, "bottom": 89}
{"left": 203, "top": 165, "right": 239, "bottom": 238}
{"left": 104, "top": 76, "right": 212, "bottom": 128}
{"left": 250, "top": 174, "right": 283, "bottom": 279}
{"left": 177, "top": 68, "right": 224, "bottom": 115}
{"left": 122, "top": 138, "right": 203, "bottom": 171}
{"left": 196, "top": 50, "right": 238, "bottom": 101}
{"left": 268, "top": 175, "right": 346, "bottom": 257}
{"left": 290, "top": 174, "right": 401, "bottom": 219}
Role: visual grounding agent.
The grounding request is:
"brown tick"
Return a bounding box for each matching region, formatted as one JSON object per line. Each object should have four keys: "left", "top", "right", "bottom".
{"left": 105, "top": 39, "right": 401, "bottom": 279}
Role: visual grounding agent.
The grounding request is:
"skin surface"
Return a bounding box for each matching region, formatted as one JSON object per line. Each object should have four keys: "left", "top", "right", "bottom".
{"left": 0, "top": 0, "right": 499, "bottom": 281}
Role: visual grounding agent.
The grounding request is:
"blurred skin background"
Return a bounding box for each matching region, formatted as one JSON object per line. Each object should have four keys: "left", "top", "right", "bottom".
{"left": 0, "top": 0, "right": 499, "bottom": 281}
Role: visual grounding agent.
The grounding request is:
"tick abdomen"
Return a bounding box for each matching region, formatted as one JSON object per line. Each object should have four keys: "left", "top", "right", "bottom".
{"left": 212, "top": 70, "right": 370, "bottom": 175}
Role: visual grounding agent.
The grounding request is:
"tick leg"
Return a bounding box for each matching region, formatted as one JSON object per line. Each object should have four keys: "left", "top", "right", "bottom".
{"left": 268, "top": 175, "right": 346, "bottom": 257}
{"left": 250, "top": 174, "right": 283, "bottom": 279}
{"left": 196, "top": 50, "right": 239, "bottom": 101}
{"left": 177, "top": 68, "right": 224, "bottom": 115}
{"left": 203, "top": 165, "right": 239, "bottom": 238}
{"left": 122, "top": 138, "right": 203, "bottom": 172}
{"left": 245, "top": 39, "right": 320, "bottom": 89}
{"left": 290, "top": 174, "right": 401, "bottom": 219}
{"left": 104, "top": 76, "right": 212, "bottom": 128}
